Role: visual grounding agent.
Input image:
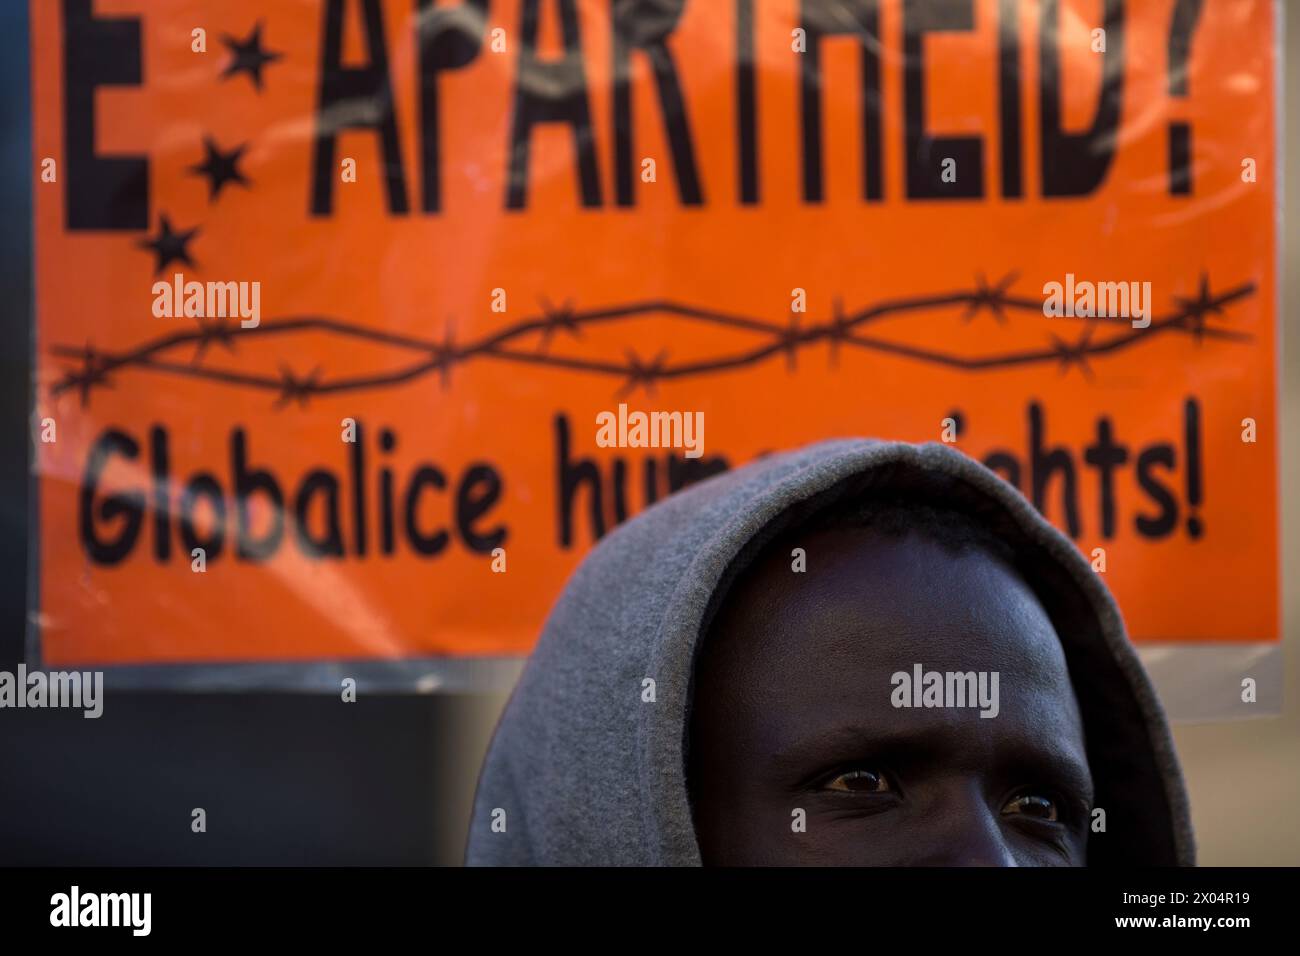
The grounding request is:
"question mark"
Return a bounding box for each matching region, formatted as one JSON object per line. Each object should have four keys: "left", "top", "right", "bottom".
{"left": 1167, "top": 0, "right": 1204, "bottom": 196}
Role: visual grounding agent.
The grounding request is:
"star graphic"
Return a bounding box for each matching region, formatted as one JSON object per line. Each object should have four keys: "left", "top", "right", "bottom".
{"left": 137, "top": 214, "right": 199, "bottom": 275}
{"left": 221, "top": 22, "right": 282, "bottom": 91}
{"left": 618, "top": 349, "right": 669, "bottom": 397}
{"left": 188, "top": 136, "right": 250, "bottom": 201}
{"left": 191, "top": 316, "right": 238, "bottom": 364}
{"left": 274, "top": 365, "right": 321, "bottom": 409}
{"left": 963, "top": 271, "right": 1019, "bottom": 323}
{"left": 1049, "top": 327, "right": 1096, "bottom": 380}
{"left": 1172, "top": 273, "right": 1225, "bottom": 343}
{"left": 537, "top": 297, "right": 582, "bottom": 352}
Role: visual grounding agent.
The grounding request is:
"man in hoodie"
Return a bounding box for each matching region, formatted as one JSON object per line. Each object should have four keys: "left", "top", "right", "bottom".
{"left": 689, "top": 498, "right": 1094, "bottom": 865}
{"left": 466, "top": 440, "right": 1194, "bottom": 866}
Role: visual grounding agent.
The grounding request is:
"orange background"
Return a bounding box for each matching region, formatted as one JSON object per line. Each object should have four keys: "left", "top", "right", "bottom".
{"left": 32, "top": 0, "right": 1277, "bottom": 665}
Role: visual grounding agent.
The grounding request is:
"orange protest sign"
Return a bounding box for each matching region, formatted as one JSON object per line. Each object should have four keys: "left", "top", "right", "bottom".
{"left": 32, "top": 0, "right": 1278, "bottom": 671}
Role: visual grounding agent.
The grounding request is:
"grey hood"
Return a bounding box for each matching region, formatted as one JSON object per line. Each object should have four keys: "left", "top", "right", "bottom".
{"left": 466, "top": 439, "right": 1194, "bottom": 866}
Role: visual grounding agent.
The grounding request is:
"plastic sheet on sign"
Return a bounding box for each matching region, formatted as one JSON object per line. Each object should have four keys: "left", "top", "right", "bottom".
{"left": 24, "top": 0, "right": 1281, "bottom": 717}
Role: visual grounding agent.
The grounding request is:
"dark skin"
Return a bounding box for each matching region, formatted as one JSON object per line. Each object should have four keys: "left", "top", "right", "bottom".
{"left": 688, "top": 527, "right": 1093, "bottom": 866}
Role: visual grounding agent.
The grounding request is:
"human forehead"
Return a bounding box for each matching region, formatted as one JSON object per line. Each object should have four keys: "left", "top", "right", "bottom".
{"left": 710, "top": 526, "right": 1070, "bottom": 683}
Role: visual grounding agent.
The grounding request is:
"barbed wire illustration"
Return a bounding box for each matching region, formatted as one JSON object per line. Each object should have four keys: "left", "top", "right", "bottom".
{"left": 50, "top": 272, "right": 1255, "bottom": 408}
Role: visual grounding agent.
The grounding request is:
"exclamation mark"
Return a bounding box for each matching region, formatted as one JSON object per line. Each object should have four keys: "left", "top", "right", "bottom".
{"left": 1167, "top": 0, "right": 1204, "bottom": 195}
{"left": 1184, "top": 397, "right": 1203, "bottom": 538}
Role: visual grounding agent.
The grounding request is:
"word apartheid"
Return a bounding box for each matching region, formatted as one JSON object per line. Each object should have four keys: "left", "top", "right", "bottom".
{"left": 61, "top": 0, "right": 1176, "bottom": 234}
{"left": 79, "top": 424, "right": 506, "bottom": 565}
{"left": 305, "top": 0, "right": 1139, "bottom": 213}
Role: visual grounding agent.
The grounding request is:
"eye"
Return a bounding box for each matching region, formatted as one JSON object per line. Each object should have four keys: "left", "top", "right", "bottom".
{"left": 1001, "top": 793, "right": 1059, "bottom": 822}
{"left": 823, "top": 769, "right": 892, "bottom": 794}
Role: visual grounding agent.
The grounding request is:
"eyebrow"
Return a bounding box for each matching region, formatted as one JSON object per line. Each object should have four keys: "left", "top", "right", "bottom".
{"left": 771, "top": 723, "right": 1095, "bottom": 806}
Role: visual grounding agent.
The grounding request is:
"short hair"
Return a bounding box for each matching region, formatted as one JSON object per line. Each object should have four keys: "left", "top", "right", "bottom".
{"left": 805, "top": 495, "right": 1018, "bottom": 567}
